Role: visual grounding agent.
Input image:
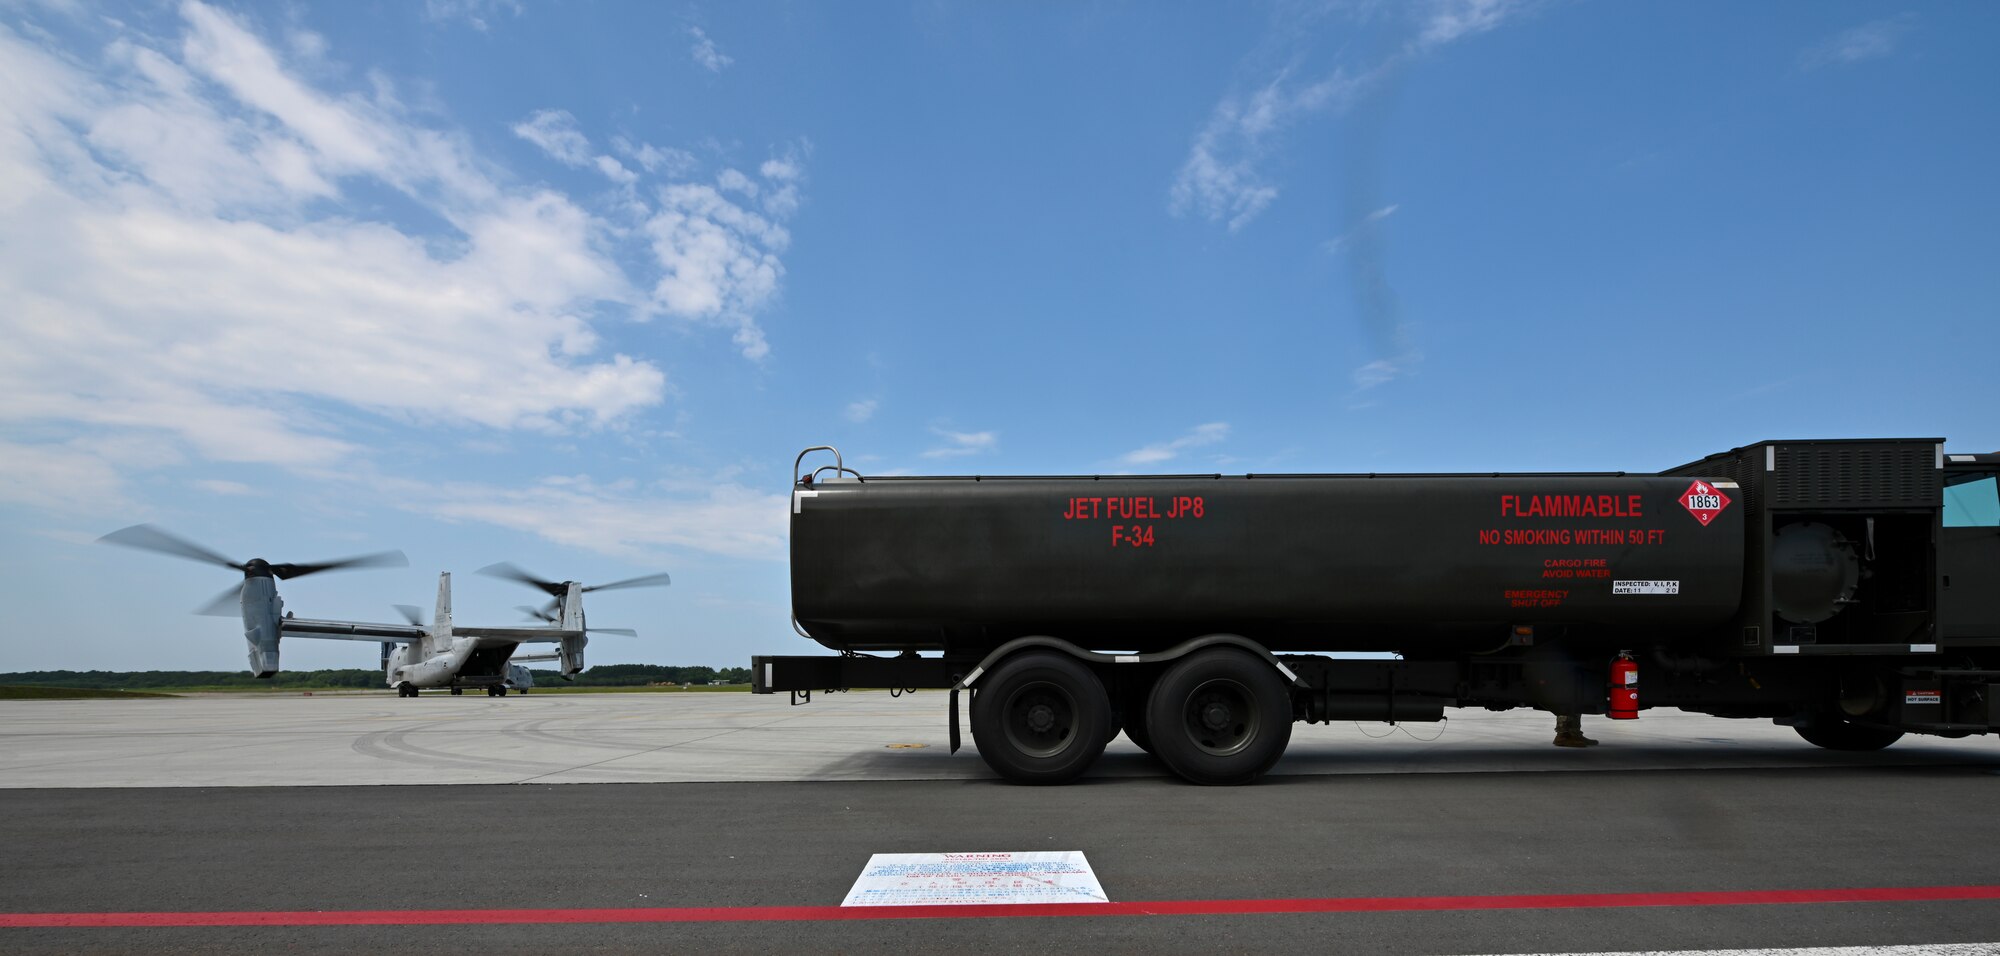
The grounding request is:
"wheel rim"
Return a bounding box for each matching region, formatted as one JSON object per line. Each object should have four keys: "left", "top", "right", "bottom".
{"left": 1180, "top": 678, "right": 1259, "bottom": 757}
{"left": 1002, "top": 680, "right": 1078, "bottom": 759}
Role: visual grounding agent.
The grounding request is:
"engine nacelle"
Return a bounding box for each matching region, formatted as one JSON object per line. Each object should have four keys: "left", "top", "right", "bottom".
{"left": 560, "top": 635, "right": 587, "bottom": 677}
{"left": 242, "top": 577, "right": 284, "bottom": 677}
{"left": 245, "top": 622, "right": 280, "bottom": 678}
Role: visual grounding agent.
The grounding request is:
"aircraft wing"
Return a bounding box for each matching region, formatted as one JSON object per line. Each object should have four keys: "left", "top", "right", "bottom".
{"left": 280, "top": 618, "right": 428, "bottom": 643}
{"left": 457, "top": 626, "right": 584, "bottom": 648}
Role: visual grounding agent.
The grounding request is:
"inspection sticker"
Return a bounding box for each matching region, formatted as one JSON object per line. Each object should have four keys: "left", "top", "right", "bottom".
{"left": 840, "top": 851, "right": 1108, "bottom": 907}
{"left": 1612, "top": 580, "right": 1680, "bottom": 595}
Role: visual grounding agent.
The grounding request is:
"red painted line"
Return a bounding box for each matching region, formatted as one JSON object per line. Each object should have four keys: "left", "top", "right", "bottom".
{"left": 5, "top": 885, "right": 1998, "bottom": 928}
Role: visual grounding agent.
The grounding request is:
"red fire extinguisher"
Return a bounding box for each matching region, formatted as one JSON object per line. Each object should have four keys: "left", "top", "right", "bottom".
{"left": 1608, "top": 651, "right": 1639, "bottom": 720}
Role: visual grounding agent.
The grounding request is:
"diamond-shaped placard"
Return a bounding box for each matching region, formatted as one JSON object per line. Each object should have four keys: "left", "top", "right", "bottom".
{"left": 1679, "top": 479, "right": 1732, "bottom": 527}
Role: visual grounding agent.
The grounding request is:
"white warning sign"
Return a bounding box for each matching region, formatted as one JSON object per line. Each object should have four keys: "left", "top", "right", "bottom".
{"left": 840, "top": 851, "right": 1108, "bottom": 907}
{"left": 1612, "top": 580, "right": 1680, "bottom": 595}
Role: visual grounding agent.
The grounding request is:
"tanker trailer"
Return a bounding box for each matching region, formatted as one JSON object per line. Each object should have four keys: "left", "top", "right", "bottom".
{"left": 755, "top": 439, "right": 2000, "bottom": 785}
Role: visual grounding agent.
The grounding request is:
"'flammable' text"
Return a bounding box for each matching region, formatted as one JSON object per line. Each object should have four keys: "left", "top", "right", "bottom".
{"left": 1501, "top": 494, "right": 1644, "bottom": 518}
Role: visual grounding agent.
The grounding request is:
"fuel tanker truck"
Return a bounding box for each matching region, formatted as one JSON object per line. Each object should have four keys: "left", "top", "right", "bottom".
{"left": 753, "top": 439, "right": 2000, "bottom": 785}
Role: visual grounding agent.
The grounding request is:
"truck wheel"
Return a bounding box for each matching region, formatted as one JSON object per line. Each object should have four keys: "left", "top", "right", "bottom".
{"left": 969, "top": 651, "right": 1112, "bottom": 785}
{"left": 1796, "top": 717, "right": 1903, "bottom": 751}
{"left": 1146, "top": 649, "right": 1292, "bottom": 785}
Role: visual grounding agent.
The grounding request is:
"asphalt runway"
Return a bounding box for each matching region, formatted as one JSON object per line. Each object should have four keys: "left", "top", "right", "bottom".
{"left": 3, "top": 693, "right": 1998, "bottom": 954}
{"left": 5, "top": 691, "right": 1999, "bottom": 787}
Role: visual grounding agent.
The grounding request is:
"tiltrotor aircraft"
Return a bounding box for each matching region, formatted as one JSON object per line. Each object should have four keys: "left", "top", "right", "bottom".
{"left": 99, "top": 525, "right": 669, "bottom": 697}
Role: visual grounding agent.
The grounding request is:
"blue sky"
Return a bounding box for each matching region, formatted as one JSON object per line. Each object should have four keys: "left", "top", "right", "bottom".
{"left": 2, "top": 1, "right": 1994, "bottom": 672}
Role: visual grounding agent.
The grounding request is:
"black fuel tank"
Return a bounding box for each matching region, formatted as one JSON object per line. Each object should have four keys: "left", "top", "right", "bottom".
{"left": 790, "top": 473, "right": 1745, "bottom": 654}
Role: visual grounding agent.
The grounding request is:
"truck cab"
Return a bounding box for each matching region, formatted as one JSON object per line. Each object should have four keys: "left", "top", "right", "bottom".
{"left": 1943, "top": 451, "right": 2000, "bottom": 643}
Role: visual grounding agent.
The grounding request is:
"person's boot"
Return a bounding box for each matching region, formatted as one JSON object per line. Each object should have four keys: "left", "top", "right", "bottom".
{"left": 1553, "top": 715, "right": 1599, "bottom": 748}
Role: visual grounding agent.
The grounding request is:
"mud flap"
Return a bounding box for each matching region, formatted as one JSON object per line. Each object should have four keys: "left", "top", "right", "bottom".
{"left": 948, "top": 686, "right": 962, "bottom": 754}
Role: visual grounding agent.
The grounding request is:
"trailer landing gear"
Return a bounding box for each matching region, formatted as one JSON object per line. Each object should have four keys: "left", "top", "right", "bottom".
{"left": 968, "top": 651, "right": 1112, "bottom": 784}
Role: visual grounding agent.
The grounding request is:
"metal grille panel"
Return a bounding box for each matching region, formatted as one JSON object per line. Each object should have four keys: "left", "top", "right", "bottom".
{"left": 1770, "top": 442, "right": 1939, "bottom": 509}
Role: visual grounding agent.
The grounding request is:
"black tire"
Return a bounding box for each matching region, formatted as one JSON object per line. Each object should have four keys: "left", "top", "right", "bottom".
{"left": 1146, "top": 649, "right": 1293, "bottom": 785}
{"left": 1796, "top": 717, "right": 1903, "bottom": 751}
{"left": 450, "top": 687, "right": 462, "bottom": 696}
{"left": 969, "top": 651, "right": 1112, "bottom": 784}
{"left": 397, "top": 683, "right": 415, "bottom": 698}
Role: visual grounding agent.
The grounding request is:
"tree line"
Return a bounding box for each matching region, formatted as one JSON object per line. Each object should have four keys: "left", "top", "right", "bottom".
{"left": 0, "top": 664, "right": 752, "bottom": 689}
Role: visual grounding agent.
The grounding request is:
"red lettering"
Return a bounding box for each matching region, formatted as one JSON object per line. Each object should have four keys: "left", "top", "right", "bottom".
{"left": 1502, "top": 493, "right": 1647, "bottom": 518}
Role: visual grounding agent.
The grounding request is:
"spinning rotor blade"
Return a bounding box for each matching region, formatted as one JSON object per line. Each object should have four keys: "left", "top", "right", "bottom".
{"left": 99, "top": 525, "right": 242, "bottom": 571}
{"left": 193, "top": 584, "right": 244, "bottom": 617}
{"left": 583, "top": 572, "right": 672, "bottom": 593}
{"left": 516, "top": 603, "right": 558, "bottom": 623}
{"left": 477, "top": 562, "right": 566, "bottom": 597}
{"left": 270, "top": 551, "right": 407, "bottom": 580}
{"left": 392, "top": 604, "right": 427, "bottom": 627}
{"left": 586, "top": 627, "right": 637, "bottom": 637}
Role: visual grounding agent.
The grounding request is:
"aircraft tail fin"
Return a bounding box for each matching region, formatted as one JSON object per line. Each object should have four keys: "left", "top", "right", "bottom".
{"left": 434, "top": 572, "right": 454, "bottom": 632}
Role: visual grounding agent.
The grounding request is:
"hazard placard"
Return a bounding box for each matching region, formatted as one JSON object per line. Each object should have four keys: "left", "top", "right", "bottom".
{"left": 1679, "top": 480, "right": 1732, "bottom": 527}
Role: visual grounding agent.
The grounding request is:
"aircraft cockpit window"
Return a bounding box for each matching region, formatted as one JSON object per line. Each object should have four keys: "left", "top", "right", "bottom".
{"left": 1943, "top": 474, "right": 2000, "bottom": 528}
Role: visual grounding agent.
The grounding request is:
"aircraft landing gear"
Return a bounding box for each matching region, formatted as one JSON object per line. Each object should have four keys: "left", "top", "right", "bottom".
{"left": 396, "top": 682, "right": 417, "bottom": 698}
{"left": 450, "top": 687, "right": 462, "bottom": 696}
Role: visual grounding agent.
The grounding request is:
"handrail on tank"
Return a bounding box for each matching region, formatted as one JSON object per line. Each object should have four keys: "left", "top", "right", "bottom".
{"left": 794, "top": 445, "right": 861, "bottom": 485}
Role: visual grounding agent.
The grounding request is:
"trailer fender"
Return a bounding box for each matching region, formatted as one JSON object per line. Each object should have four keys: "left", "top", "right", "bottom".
{"left": 954, "top": 634, "right": 1308, "bottom": 692}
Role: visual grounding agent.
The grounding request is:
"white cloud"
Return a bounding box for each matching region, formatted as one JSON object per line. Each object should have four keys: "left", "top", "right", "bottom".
{"left": 423, "top": 0, "right": 523, "bottom": 32}
{"left": 760, "top": 158, "right": 801, "bottom": 181}
{"left": 1170, "top": 71, "right": 1369, "bottom": 231}
{"left": 593, "top": 154, "right": 637, "bottom": 184}
{"left": 0, "top": 7, "right": 692, "bottom": 490}
{"left": 409, "top": 474, "right": 788, "bottom": 562}
{"left": 1353, "top": 359, "right": 1403, "bottom": 390}
{"left": 194, "top": 478, "right": 256, "bottom": 496}
{"left": 688, "top": 26, "right": 733, "bottom": 73}
{"left": 717, "top": 167, "right": 757, "bottom": 196}
{"left": 1120, "top": 422, "right": 1229, "bottom": 466}
{"left": 1416, "top": 0, "right": 1520, "bottom": 50}
{"left": 0, "top": 439, "right": 132, "bottom": 512}
{"left": 1325, "top": 203, "right": 1399, "bottom": 253}
{"left": 922, "top": 429, "right": 997, "bottom": 459}
{"left": 1800, "top": 15, "right": 1917, "bottom": 70}
{"left": 844, "top": 399, "right": 879, "bottom": 423}
{"left": 513, "top": 108, "right": 592, "bottom": 166}
{"left": 757, "top": 149, "right": 806, "bottom": 217}
{"left": 615, "top": 137, "right": 697, "bottom": 177}
{"left": 1172, "top": 2, "right": 1523, "bottom": 231}
{"left": 643, "top": 180, "right": 794, "bottom": 360}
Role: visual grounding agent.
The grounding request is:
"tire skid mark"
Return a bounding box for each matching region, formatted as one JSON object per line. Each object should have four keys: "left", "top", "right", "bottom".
{"left": 349, "top": 726, "right": 571, "bottom": 774}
